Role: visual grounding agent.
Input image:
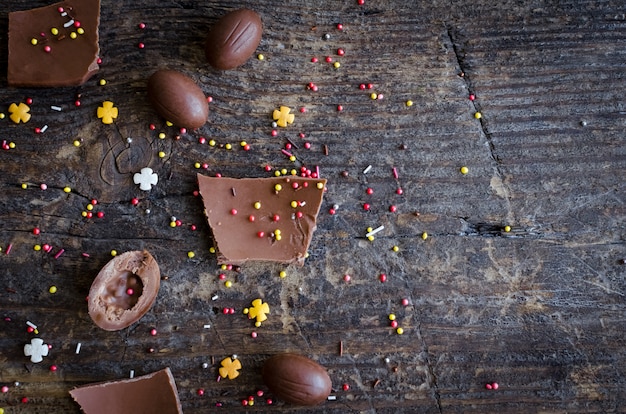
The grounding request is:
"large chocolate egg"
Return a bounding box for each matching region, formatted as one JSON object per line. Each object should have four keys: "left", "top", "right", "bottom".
{"left": 147, "top": 70, "right": 208, "bottom": 128}
{"left": 262, "top": 353, "right": 332, "bottom": 406}
{"left": 88, "top": 250, "right": 160, "bottom": 331}
{"left": 205, "top": 8, "right": 262, "bottom": 70}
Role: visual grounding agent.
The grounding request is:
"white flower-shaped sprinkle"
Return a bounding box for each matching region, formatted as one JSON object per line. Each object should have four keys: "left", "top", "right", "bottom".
{"left": 133, "top": 167, "right": 158, "bottom": 191}
{"left": 24, "top": 338, "right": 49, "bottom": 363}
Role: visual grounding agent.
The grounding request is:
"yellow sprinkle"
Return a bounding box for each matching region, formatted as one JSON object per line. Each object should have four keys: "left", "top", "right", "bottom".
{"left": 274, "top": 170, "right": 281, "bottom": 177}
{"left": 289, "top": 155, "right": 296, "bottom": 162}
{"left": 86, "top": 203, "right": 94, "bottom": 211}
{"left": 70, "top": 32, "right": 77, "bottom": 39}
{"left": 169, "top": 221, "right": 177, "bottom": 228}
{"left": 392, "top": 245, "right": 400, "bottom": 252}
{"left": 209, "top": 139, "right": 216, "bottom": 146}
{"left": 275, "top": 234, "right": 282, "bottom": 241}
{"left": 316, "top": 182, "right": 324, "bottom": 190}
{"left": 221, "top": 264, "right": 228, "bottom": 270}
{"left": 422, "top": 232, "right": 428, "bottom": 240}
{"left": 504, "top": 225, "right": 511, "bottom": 232}
{"left": 254, "top": 321, "right": 261, "bottom": 327}
{"left": 51, "top": 28, "right": 59, "bottom": 35}
{"left": 34, "top": 244, "right": 41, "bottom": 251}
{"left": 9, "top": 142, "right": 15, "bottom": 149}
{"left": 474, "top": 112, "right": 482, "bottom": 119}
{"left": 158, "top": 132, "right": 166, "bottom": 139}
{"left": 224, "top": 280, "right": 233, "bottom": 288}
{"left": 194, "top": 162, "right": 201, "bottom": 169}
{"left": 367, "top": 227, "right": 373, "bottom": 233}
{"left": 290, "top": 201, "right": 298, "bottom": 208}
{"left": 31, "top": 38, "right": 38, "bottom": 45}
{"left": 367, "top": 235, "right": 375, "bottom": 242}
{"left": 389, "top": 314, "right": 396, "bottom": 321}
{"left": 225, "top": 143, "right": 232, "bottom": 150}
{"left": 281, "top": 168, "right": 288, "bottom": 175}
{"left": 279, "top": 270, "right": 287, "bottom": 278}
{"left": 396, "top": 327, "right": 404, "bottom": 335}
{"left": 73, "top": 140, "right": 81, "bottom": 147}
{"left": 333, "top": 62, "right": 341, "bottom": 69}
{"left": 158, "top": 151, "right": 166, "bottom": 158}
{"left": 81, "top": 211, "right": 88, "bottom": 217}
{"left": 111, "top": 250, "right": 117, "bottom": 256}
{"left": 406, "top": 100, "right": 413, "bottom": 107}
{"left": 21, "top": 183, "right": 28, "bottom": 189}
{"left": 240, "top": 141, "right": 247, "bottom": 147}
{"left": 166, "top": 121, "right": 173, "bottom": 127}
{"left": 209, "top": 247, "right": 216, "bottom": 254}
{"left": 370, "top": 93, "right": 378, "bottom": 100}
{"left": 49, "top": 286, "right": 57, "bottom": 294}
{"left": 99, "top": 79, "right": 107, "bottom": 86}
{"left": 274, "top": 184, "right": 282, "bottom": 192}
{"left": 63, "top": 186, "right": 71, "bottom": 193}
{"left": 290, "top": 169, "right": 297, "bottom": 175}
{"left": 274, "top": 229, "right": 281, "bottom": 235}
{"left": 460, "top": 166, "right": 469, "bottom": 175}
{"left": 187, "top": 251, "right": 195, "bottom": 258}
{"left": 243, "top": 308, "right": 249, "bottom": 314}
{"left": 0, "top": 113, "right": 5, "bottom": 119}
{"left": 254, "top": 202, "right": 261, "bottom": 210}
{"left": 257, "top": 54, "right": 265, "bottom": 60}
{"left": 77, "top": 28, "right": 85, "bottom": 35}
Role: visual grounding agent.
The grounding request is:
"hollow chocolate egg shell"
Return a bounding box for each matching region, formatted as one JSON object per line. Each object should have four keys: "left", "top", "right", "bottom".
{"left": 88, "top": 250, "right": 160, "bottom": 331}
{"left": 205, "top": 8, "right": 262, "bottom": 70}
{"left": 147, "top": 70, "right": 208, "bottom": 129}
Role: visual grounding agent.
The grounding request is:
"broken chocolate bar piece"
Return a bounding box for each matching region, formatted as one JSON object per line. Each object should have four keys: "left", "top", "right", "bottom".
{"left": 8, "top": 0, "right": 101, "bottom": 87}
{"left": 69, "top": 368, "right": 182, "bottom": 414}
{"left": 197, "top": 174, "right": 327, "bottom": 266}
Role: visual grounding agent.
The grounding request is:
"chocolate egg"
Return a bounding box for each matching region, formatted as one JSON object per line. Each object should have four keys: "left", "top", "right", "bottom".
{"left": 147, "top": 70, "right": 208, "bottom": 129}
{"left": 262, "top": 353, "right": 332, "bottom": 406}
{"left": 205, "top": 8, "right": 262, "bottom": 70}
{"left": 88, "top": 250, "right": 160, "bottom": 331}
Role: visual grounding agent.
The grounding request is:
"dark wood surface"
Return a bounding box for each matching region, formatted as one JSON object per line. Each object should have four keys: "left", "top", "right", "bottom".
{"left": 1, "top": 0, "right": 625, "bottom": 413}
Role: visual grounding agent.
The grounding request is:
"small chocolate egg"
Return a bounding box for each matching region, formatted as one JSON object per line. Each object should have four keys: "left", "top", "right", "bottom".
{"left": 88, "top": 250, "right": 160, "bottom": 331}
{"left": 205, "top": 8, "right": 262, "bottom": 70}
{"left": 147, "top": 70, "right": 208, "bottom": 128}
{"left": 262, "top": 353, "right": 332, "bottom": 406}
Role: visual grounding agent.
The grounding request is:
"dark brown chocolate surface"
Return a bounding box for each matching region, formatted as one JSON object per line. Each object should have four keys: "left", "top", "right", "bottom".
{"left": 205, "top": 8, "right": 262, "bottom": 70}
{"left": 262, "top": 353, "right": 332, "bottom": 406}
{"left": 197, "top": 174, "right": 326, "bottom": 266}
{"left": 88, "top": 250, "right": 160, "bottom": 331}
{"left": 8, "top": 0, "right": 100, "bottom": 87}
{"left": 69, "top": 368, "right": 182, "bottom": 414}
{"left": 147, "top": 69, "right": 209, "bottom": 129}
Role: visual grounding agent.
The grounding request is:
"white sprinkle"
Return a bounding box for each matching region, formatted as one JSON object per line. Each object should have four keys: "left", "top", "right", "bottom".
{"left": 271, "top": 122, "right": 277, "bottom": 128}
{"left": 63, "top": 19, "right": 75, "bottom": 28}
{"left": 145, "top": 209, "right": 151, "bottom": 214}
{"left": 26, "top": 321, "right": 38, "bottom": 330}
{"left": 40, "top": 125, "right": 49, "bottom": 133}
{"left": 363, "top": 165, "right": 372, "bottom": 174}
{"left": 365, "top": 225, "right": 385, "bottom": 238}
{"left": 211, "top": 294, "right": 219, "bottom": 301}
{"left": 201, "top": 362, "right": 209, "bottom": 369}
{"left": 127, "top": 137, "right": 133, "bottom": 144}
{"left": 75, "top": 343, "right": 82, "bottom": 354}
{"left": 231, "top": 354, "right": 237, "bottom": 360}
{"left": 129, "top": 370, "right": 135, "bottom": 379}
{"left": 300, "top": 201, "right": 307, "bottom": 206}
{"left": 327, "top": 395, "right": 337, "bottom": 401}
{"left": 203, "top": 324, "right": 211, "bottom": 329}
{"left": 50, "top": 105, "right": 62, "bottom": 111}
{"left": 61, "top": 12, "right": 67, "bottom": 17}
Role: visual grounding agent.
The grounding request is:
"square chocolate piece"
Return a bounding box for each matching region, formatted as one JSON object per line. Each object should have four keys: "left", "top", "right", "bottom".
{"left": 69, "top": 368, "right": 182, "bottom": 414}
{"left": 8, "top": 0, "right": 100, "bottom": 87}
{"left": 197, "top": 174, "right": 327, "bottom": 266}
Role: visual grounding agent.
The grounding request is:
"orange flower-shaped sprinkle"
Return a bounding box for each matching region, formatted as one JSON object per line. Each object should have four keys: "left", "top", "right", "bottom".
{"left": 8, "top": 102, "right": 31, "bottom": 124}
{"left": 97, "top": 101, "right": 118, "bottom": 124}
{"left": 248, "top": 299, "right": 270, "bottom": 324}
{"left": 218, "top": 357, "right": 242, "bottom": 380}
{"left": 272, "top": 106, "right": 294, "bottom": 127}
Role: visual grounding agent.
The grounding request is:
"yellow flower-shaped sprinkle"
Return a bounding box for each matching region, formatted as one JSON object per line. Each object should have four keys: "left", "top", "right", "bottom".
{"left": 97, "top": 101, "right": 118, "bottom": 124}
{"left": 272, "top": 106, "right": 295, "bottom": 127}
{"left": 219, "top": 357, "right": 242, "bottom": 380}
{"left": 8, "top": 103, "right": 31, "bottom": 124}
{"left": 248, "top": 298, "right": 270, "bottom": 324}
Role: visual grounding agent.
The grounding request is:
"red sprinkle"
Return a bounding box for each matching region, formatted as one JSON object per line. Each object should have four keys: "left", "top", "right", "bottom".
{"left": 50, "top": 365, "right": 58, "bottom": 372}
{"left": 311, "top": 57, "right": 318, "bottom": 63}
{"left": 337, "top": 23, "right": 344, "bottom": 30}
{"left": 138, "top": 42, "right": 145, "bottom": 49}
{"left": 150, "top": 328, "right": 157, "bottom": 336}
{"left": 337, "top": 48, "right": 345, "bottom": 56}
{"left": 257, "top": 231, "right": 265, "bottom": 238}
{"left": 379, "top": 273, "right": 387, "bottom": 283}
{"left": 401, "top": 298, "right": 409, "bottom": 306}
{"left": 342, "top": 383, "right": 350, "bottom": 391}
{"left": 366, "top": 188, "right": 373, "bottom": 195}
{"left": 197, "top": 388, "right": 205, "bottom": 396}
{"left": 389, "top": 205, "right": 397, "bottom": 213}
{"left": 396, "top": 188, "right": 403, "bottom": 195}
{"left": 138, "top": 22, "right": 146, "bottom": 29}
{"left": 363, "top": 203, "right": 370, "bottom": 211}
{"left": 32, "top": 228, "right": 40, "bottom": 235}
{"left": 325, "top": 56, "right": 333, "bottom": 63}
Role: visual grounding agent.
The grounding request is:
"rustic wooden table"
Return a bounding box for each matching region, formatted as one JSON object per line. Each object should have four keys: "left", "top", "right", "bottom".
{"left": 1, "top": 0, "right": 625, "bottom": 413}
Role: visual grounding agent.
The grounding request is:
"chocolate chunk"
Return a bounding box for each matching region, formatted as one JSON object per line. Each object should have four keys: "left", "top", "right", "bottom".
{"left": 197, "top": 174, "right": 327, "bottom": 266}
{"left": 69, "top": 368, "right": 182, "bottom": 414}
{"left": 8, "top": 0, "right": 100, "bottom": 87}
{"left": 148, "top": 69, "right": 209, "bottom": 129}
{"left": 88, "top": 250, "right": 160, "bottom": 331}
{"left": 262, "top": 353, "right": 332, "bottom": 406}
{"left": 205, "top": 8, "right": 262, "bottom": 70}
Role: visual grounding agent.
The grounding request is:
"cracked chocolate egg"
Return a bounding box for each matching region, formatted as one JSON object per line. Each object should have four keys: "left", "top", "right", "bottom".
{"left": 88, "top": 250, "right": 160, "bottom": 331}
{"left": 262, "top": 353, "right": 332, "bottom": 406}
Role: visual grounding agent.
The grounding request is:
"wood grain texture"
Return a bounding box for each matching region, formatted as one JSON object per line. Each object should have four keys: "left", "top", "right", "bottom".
{"left": 0, "top": 0, "right": 624, "bottom": 413}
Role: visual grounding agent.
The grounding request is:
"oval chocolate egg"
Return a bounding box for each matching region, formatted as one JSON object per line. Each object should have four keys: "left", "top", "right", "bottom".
{"left": 147, "top": 69, "right": 208, "bottom": 129}
{"left": 205, "top": 8, "right": 262, "bottom": 70}
{"left": 88, "top": 250, "right": 160, "bottom": 331}
{"left": 262, "top": 353, "right": 332, "bottom": 406}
